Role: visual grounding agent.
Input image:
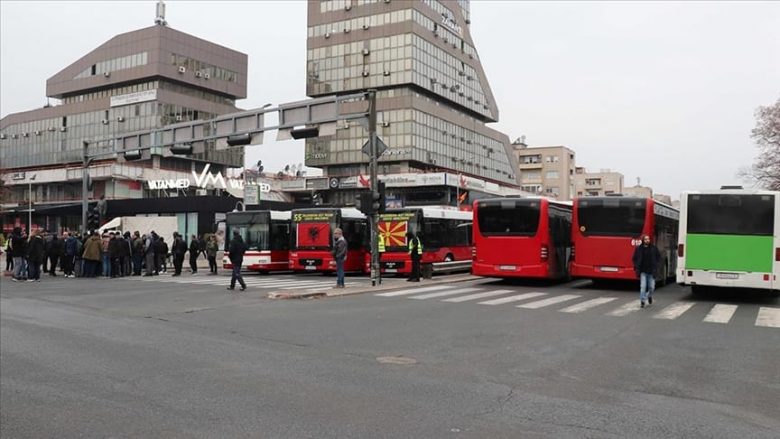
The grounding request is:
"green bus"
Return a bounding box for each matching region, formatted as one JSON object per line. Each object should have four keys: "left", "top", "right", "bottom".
{"left": 677, "top": 187, "right": 779, "bottom": 293}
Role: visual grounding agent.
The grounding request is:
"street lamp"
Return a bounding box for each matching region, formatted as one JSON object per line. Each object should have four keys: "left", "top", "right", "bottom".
{"left": 28, "top": 173, "right": 37, "bottom": 233}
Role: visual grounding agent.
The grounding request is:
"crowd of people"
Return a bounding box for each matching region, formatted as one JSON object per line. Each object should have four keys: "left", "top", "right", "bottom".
{"left": 1, "top": 227, "right": 220, "bottom": 281}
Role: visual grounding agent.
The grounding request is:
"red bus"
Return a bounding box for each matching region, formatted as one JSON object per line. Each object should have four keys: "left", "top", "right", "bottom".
{"left": 377, "top": 207, "right": 472, "bottom": 274}
{"left": 289, "top": 207, "right": 369, "bottom": 273}
{"left": 223, "top": 210, "right": 291, "bottom": 273}
{"left": 472, "top": 197, "right": 572, "bottom": 280}
{"left": 570, "top": 196, "right": 679, "bottom": 282}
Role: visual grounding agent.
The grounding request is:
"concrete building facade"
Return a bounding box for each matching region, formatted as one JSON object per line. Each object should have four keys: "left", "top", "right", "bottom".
{"left": 513, "top": 142, "right": 576, "bottom": 200}
{"left": 574, "top": 167, "right": 625, "bottom": 197}
{"left": 0, "top": 17, "right": 249, "bottom": 233}
{"left": 304, "top": 0, "right": 521, "bottom": 206}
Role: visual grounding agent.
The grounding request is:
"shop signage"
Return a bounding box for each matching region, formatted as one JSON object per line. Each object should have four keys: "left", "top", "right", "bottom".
{"left": 293, "top": 211, "right": 335, "bottom": 222}
{"left": 110, "top": 89, "right": 158, "bottom": 107}
{"left": 146, "top": 164, "right": 270, "bottom": 192}
{"left": 379, "top": 173, "right": 446, "bottom": 187}
{"left": 441, "top": 11, "right": 462, "bottom": 36}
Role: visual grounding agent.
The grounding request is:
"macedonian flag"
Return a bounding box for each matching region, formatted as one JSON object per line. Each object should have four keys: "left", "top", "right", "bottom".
{"left": 378, "top": 221, "right": 408, "bottom": 247}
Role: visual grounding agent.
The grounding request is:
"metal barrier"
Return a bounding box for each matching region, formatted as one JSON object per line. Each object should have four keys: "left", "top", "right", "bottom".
{"left": 422, "top": 260, "right": 472, "bottom": 279}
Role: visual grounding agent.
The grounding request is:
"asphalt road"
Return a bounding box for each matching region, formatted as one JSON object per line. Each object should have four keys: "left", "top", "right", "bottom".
{"left": 2, "top": 272, "right": 779, "bottom": 438}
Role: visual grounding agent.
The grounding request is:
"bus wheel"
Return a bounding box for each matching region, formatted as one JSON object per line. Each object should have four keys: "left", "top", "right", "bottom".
{"left": 444, "top": 254, "right": 454, "bottom": 262}
{"left": 691, "top": 285, "right": 703, "bottom": 296}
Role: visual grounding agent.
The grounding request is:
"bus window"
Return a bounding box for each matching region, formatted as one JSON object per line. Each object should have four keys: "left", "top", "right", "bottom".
{"left": 577, "top": 198, "right": 645, "bottom": 236}
{"left": 687, "top": 194, "right": 774, "bottom": 236}
{"left": 476, "top": 201, "right": 540, "bottom": 236}
{"left": 270, "top": 222, "right": 290, "bottom": 250}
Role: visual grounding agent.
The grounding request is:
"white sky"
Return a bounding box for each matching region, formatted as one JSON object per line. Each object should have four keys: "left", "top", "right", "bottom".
{"left": 2, "top": 1, "right": 779, "bottom": 196}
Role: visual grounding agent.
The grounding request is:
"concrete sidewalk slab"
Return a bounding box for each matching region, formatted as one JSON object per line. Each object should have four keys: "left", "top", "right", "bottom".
{"left": 267, "top": 274, "right": 479, "bottom": 300}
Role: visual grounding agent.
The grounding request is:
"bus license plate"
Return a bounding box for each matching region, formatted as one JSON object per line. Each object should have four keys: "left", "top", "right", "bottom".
{"left": 305, "top": 265, "right": 317, "bottom": 271}
{"left": 385, "top": 269, "right": 398, "bottom": 273}
{"left": 499, "top": 265, "right": 517, "bottom": 271}
{"left": 716, "top": 272, "right": 739, "bottom": 280}
{"left": 599, "top": 266, "right": 619, "bottom": 272}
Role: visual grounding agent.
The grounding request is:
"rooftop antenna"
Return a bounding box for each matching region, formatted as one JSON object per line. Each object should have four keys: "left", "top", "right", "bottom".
{"left": 155, "top": 0, "right": 168, "bottom": 26}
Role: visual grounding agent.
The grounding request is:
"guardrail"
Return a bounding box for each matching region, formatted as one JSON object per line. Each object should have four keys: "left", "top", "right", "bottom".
{"left": 422, "top": 260, "right": 472, "bottom": 278}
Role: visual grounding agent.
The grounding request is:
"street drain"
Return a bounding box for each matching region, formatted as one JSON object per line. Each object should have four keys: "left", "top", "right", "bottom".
{"left": 376, "top": 356, "right": 417, "bottom": 365}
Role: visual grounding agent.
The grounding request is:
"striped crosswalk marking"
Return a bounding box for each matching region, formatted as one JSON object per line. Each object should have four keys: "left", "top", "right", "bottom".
{"left": 517, "top": 294, "right": 581, "bottom": 309}
{"left": 702, "top": 304, "right": 738, "bottom": 324}
{"left": 478, "top": 292, "right": 547, "bottom": 306}
{"left": 755, "top": 307, "right": 780, "bottom": 328}
{"left": 559, "top": 297, "right": 617, "bottom": 313}
{"left": 653, "top": 302, "right": 696, "bottom": 320}
{"left": 410, "top": 287, "right": 483, "bottom": 300}
{"left": 375, "top": 285, "right": 450, "bottom": 297}
{"left": 607, "top": 301, "right": 641, "bottom": 317}
{"left": 442, "top": 290, "right": 514, "bottom": 303}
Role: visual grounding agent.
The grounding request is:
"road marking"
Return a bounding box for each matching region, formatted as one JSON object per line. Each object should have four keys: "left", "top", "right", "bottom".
{"left": 442, "top": 290, "right": 515, "bottom": 303}
{"left": 653, "top": 302, "right": 696, "bottom": 320}
{"left": 478, "top": 292, "right": 547, "bottom": 305}
{"left": 517, "top": 294, "right": 581, "bottom": 309}
{"left": 409, "top": 287, "right": 483, "bottom": 300}
{"left": 375, "top": 285, "right": 450, "bottom": 297}
{"left": 607, "top": 301, "right": 641, "bottom": 317}
{"left": 702, "top": 304, "right": 738, "bottom": 324}
{"left": 559, "top": 297, "right": 617, "bottom": 313}
{"left": 755, "top": 307, "right": 780, "bottom": 328}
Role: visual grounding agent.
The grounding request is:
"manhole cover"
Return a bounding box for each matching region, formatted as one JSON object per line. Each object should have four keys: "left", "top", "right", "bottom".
{"left": 376, "top": 356, "right": 417, "bottom": 365}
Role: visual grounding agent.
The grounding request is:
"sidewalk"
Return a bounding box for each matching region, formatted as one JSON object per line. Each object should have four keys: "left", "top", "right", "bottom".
{"left": 268, "top": 273, "right": 479, "bottom": 300}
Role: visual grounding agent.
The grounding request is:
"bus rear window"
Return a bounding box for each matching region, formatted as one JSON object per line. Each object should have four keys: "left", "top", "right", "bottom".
{"left": 477, "top": 201, "right": 540, "bottom": 236}
{"left": 577, "top": 198, "right": 646, "bottom": 236}
{"left": 687, "top": 194, "right": 774, "bottom": 236}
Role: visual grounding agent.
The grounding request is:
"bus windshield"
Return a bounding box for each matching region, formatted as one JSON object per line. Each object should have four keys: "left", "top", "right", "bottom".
{"left": 477, "top": 200, "right": 540, "bottom": 236}
{"left": 687, "top": 194, "right": 774, "bottom": 236}
{"left": 577, "top": 198, "right": 646, "bottom": 237}
{"left": 227, "top": 212, "right": 270, "bottom": 251}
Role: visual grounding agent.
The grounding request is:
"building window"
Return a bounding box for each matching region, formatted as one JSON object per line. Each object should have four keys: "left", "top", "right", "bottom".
{"left": 545, "top": 171, "right": 559, "bottom": 179}
{"left": 521, "top": 154, "right": 541, "bottom": 164}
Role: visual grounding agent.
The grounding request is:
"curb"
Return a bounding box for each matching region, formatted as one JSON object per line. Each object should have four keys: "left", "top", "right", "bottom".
{"left": 267, "top": 274, "right": 479, "bottom": 300}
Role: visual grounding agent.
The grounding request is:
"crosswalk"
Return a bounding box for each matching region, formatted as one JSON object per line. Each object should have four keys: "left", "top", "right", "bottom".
{"left": 375, "top": 285, "right": 780, "bottom": 329}
{"left": 122, "top": 273, "right": 366, "bottom": 291}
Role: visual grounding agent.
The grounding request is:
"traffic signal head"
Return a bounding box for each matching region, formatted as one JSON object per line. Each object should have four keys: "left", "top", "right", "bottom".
{"left": 170, "top": 143, "right": 193, "bottom": 155}
{"left": 358, "top": 191, "right": 374, "bottom": 216}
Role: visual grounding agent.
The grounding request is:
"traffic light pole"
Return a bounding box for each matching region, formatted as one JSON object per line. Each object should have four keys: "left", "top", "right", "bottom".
{"left": 81, "top": 140, "right": 90, "bottom": 235}
{"left": 368, "top": 90, "right": 380, "bottom": 287}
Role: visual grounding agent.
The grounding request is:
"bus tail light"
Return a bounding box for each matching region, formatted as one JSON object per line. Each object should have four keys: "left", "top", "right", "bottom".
{"left": 763, "top": 274, "right": 770, "bottom": 281}
{"left": 678, "top": 244, "right": 684, "bottom": 257}
{"left": 541, "top": 245, "right": 549, "bottom": 261}
{"left": 570, "top": 244, "right": 575, "bottom": 261}
{"left": 776, "top": 248, "right": 780, "bottom": 262}
{"left": 471, "top": 247, "right": 477, "bottom": 260}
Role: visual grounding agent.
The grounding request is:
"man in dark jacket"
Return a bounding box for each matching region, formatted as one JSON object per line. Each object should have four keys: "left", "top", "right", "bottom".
{"left": 10, "top": 227, "right": 27, "bottom": 281}
{"left": 132, "top": 231, "right": 144, "bottom": 275}
{"left": 407, "top": 232, "right": 423, "bottom": 282}
{"left": 26, "top": 230, "right": 45, "bottom": 281}
{"left": 632, "top": 235, "right": 661, "bottom": 308}
{"left": 108, "top": 232, "right": 123, "bottom": 278}
{"left": 47, "top": 233, "right": 64, "bottom": 276}
{"left": 62, "top": 232, "right": 78, "bottom": 277}
{"left": 120, "top": 232, "right": 132, "bottom": 277}
{"left": 227, "top": 230, "right": 247, "bottom": 291}
{"left": 171, "top": 233, "right": 188, "bottom": 276}
{"left": 188, "top": 235, "right": 200, "bottom": 275}
{"left": 332, "top": 227, "right": 347, "bottom": 288}
{"left": 159, "top": 237, "right": 169, "bottom": 273}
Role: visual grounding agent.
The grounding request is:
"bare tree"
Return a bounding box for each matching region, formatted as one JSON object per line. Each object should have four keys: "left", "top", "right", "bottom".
{"left": 744, "top": 97, "right": 780, "bottom": 190}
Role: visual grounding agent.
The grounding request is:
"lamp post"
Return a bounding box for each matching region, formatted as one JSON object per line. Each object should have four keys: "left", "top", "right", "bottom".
{"left": 28, "top": 173, "right": 36, "bottom": 233}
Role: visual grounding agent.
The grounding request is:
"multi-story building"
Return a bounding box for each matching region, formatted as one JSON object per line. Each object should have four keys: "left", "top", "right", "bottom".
{"left": 623, "top": 184, "right": 653, "bottom": 199}
{"left": 305, "top": 0, "right": 522, "bottom": 206}
{"left": 574, "top": 167, "right": 624, "bottom": 197}
{"left": 1, "top": 14, "right": 250, "bottom": 233}
{"left": 513, "top": 141, "right": 576, "bottom": 200}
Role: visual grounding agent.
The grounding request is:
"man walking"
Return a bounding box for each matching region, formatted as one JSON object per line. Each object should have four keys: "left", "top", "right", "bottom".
{"left": 632, "top": 235, "right": 661, "bottom": 308}
{"left": 407, "top": 232, "right": 423, "bottom": 282}
{"left": 206, "top": 235, "right": 219, "bottom": 275}
{"left": 332, "top": 227, "right": 347, "bottom": 288}
{"left": 62, "top": 232, "right": 77, "bottom": 277}
{"left": 227, "top": 230, "right": 247, "bottom": 291}
{"left": 188, "top": 234, "right": 200, "bottom": 275}
{"left": 171, "top": 232, "right": 187, "bottom": 276}
{"left": 47, "top": 233, "right": 63, "bottom": 276}
{"left": 26, "top": 230, "right": 45, "bottom": 282}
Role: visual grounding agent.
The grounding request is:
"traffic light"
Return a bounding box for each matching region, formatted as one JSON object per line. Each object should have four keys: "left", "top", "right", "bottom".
{"left": 170, "top": 143, "right": 193, "bottom": 155}
{"left": 357, "top": 182, "right": 386, "bottom": 215}
{"left": 375, "top": 181, "right": 386, "bottom": 214}
{"left": 87, "top": 204, "right": 100, "bottom": 230}
{"left": 358, "top": 191, "right": 374, "bottom": 216}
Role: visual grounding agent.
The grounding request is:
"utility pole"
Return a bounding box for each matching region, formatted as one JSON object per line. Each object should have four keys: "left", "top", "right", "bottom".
{"left": 367, "top": 89, "right": 380, "bottom": 287}
{"left": 81, "top": 140, "right": 89, "bottom": 235}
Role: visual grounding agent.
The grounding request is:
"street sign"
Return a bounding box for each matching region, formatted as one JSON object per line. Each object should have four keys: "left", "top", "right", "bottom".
{"left": 361, "top": 136, "right": 388, "bottom": 158}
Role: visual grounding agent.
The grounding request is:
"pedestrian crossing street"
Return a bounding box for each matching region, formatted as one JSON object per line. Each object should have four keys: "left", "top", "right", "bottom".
{"left": 375, "top": 285, "right": 780, "bottom": 329}
{"left": 123, "top": 273, "right": 368, "bottom": 291}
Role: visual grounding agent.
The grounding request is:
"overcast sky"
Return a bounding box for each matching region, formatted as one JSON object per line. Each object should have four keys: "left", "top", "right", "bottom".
{"left": 2, "top": 1, "right": 778, "bottom": 196}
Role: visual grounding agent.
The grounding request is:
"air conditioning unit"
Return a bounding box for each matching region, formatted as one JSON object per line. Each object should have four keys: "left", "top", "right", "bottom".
{"left": 103, "top": 71, "right": 111, "bottom": 78}
{"left": 60, "top": 127, "right": 67, "bottom": 132}
{"left": 433, "top": 31, "right": 438, "bottom": 37}
{"left": 344, "top": 28, "right": 350, "bottom": 33}
{"left": 382, "top": 121, "right": 390, "bottom": 127}
{"left": 11, "top": 134, "right": 18, "bottom": 139}
{"left": 362, "top": 48, "right": 370, "bottom": 56}
{"left": 195, "top": 71, "right": 202, "bottom": 78}
{"left": 117, "top": 116, "right": 125, "bottom": 122}
{"left": 362, "top": 70, "right": 370, "bottom": 77}
{"left": 384, "top": 0, "right": 390, "bottom": 3}
{"left": 324, "top": 32, "right": 331, "bottom": 38}
{"left": 0, "top": 134, "right": 6, "bottom": 139}
{"left": 345, "top": 4, "right": 352, "bottom": 11}
{"left": 48, "top": 127, "right": 57, "bottom": 132}
{"left": 383, "top": 70, "right": 390, "bottom": 76}
{"left": 34, "top": 130, "right": 41, "bottom": 136}
{"left": 22, "top": 132, "right": 29, "bottom": 137}
{"left": 101, "top": 119, "right": 109, "bottom": 125}
{"left": 178, "top": 66, "right": 186, "bottom": 74}
{"left": 362, "top": 23, "right": 370, "bottom": 30}
{"left": 204, "top": 73, "right": 210, "bottom": 79}
{"left": 175, "top": 115, "right": 183, "bottom": 122}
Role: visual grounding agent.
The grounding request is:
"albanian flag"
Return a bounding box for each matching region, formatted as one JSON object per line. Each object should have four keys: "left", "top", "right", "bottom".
{"left": 297, "top": 223, "right": 331, "bottom": 247}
